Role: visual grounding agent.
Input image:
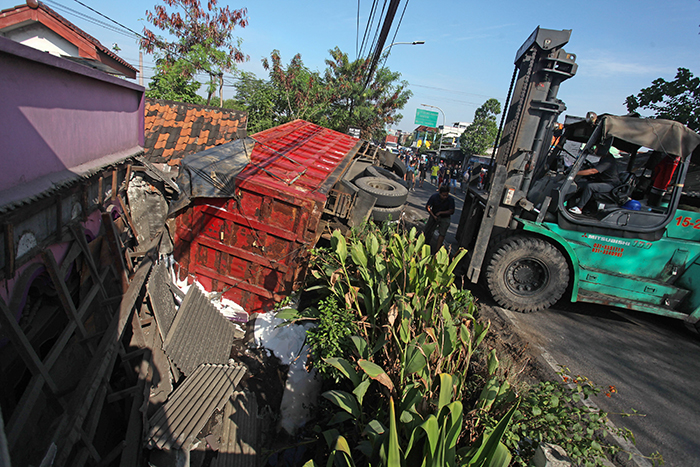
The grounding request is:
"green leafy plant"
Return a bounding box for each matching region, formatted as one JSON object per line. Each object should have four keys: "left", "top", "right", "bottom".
{"left": 482, "top": 367, "right": 640, "bottom": 467}
{"left": 295, "top": 225, "right": 514, "bottom": 466}
{"left": 303, "top": 298, "right": 358, "bottom": 382}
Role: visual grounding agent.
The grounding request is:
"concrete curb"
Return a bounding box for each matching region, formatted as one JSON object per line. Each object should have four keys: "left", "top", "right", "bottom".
{"left": 493, "top": 306, "right": 652, "bottom": 467}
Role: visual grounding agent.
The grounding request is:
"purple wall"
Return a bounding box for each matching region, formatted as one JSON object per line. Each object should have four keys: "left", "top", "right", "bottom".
{"left": 0, "top": 36, "right": 145, "bottom": 193}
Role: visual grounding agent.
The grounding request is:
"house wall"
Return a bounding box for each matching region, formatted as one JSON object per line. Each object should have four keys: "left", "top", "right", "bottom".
{"left": 0, "top": 36, "right": 144, "bottom": 194}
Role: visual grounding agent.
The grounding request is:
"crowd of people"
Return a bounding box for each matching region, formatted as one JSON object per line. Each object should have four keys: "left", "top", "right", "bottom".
{"left": 400, "top": 151, "right": 477, "bottom": 194}
{"left": 388, "top": 148, "right": 490, "bottom": 250}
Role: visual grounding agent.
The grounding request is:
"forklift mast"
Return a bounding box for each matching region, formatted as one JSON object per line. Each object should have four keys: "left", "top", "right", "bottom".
{"left": 456, "top": 27, "right": 577, "bottom": 283}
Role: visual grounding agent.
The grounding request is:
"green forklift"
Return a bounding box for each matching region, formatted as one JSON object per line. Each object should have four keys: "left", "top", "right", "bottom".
{"left": 456, "top": 27, "right": 700, "bottom": 331}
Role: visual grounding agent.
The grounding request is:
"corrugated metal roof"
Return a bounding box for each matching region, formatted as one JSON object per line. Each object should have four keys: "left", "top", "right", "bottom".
{"left": 237, "top": 120, "right": 359, "bottom": 198}
{"left": 163, "top": 284, "right": 237, "bottom": 376}
{"left": 0, "top": 147, "right": 142, "bottom": 215}
{"left": 211, "top": 391, "right": 259, "bottom": 467}
{"left": 147, "top": 363, "right": 247, "bottom": 451}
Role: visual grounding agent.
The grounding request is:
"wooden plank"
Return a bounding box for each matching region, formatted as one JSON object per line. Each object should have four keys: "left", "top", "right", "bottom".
{"left": 106, "top": 386, "right": 138, "bottom": 404}
{"left": 101, "top": 211, "right": 129, "bottom": 293}
{"left": 59, "top": 242, "right": 82, "bottom": 278}
{"left": 112, "top": 168, "right": 118, "bottom": 201}
{"left": 119, "top": 312, "right": 151, "bottom": 467}
{"left": 7, "top": 375, "right": 47, "bottom": 447}
{"left": 117, "top": 195, "right": 139, "bottom": 244}
{"left": 53, "top": 257, "right": 153, "bottom": 467}
{"left": 97, "top": 441, "right": 125, "bottom": 467}
{"left": 69, "top": 225, "right": 109, "bottom": 299}
{"left": 0, "top": 297, "right": 58, "bottom": 394}
{"left": 42, "top": 250, "right": 88, "bottom": 339}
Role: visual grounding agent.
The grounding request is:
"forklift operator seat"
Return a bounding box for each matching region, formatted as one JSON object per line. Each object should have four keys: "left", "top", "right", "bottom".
{"left": 595, "top": 171, "right": 638, "bottom": 206}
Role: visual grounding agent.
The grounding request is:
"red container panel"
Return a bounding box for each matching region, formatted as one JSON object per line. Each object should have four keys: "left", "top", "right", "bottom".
{"left": 174, "top": 120, "right": 360, "bottom": 313}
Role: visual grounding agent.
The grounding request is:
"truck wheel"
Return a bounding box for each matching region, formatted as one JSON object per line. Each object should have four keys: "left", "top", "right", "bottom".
{"left": 485, "top": 236, "right": 569, "bottom": 313}
{"left": 364, "top": 165, "right": 408, "bottom": 187}
{"left": 354, "top": 176, "right": 408, "bottom": 207}
{"left": 393, "top": 159, "right": 407, "bottom": 178}
{"left": 371, "top": 205, "right": 404, "bottom": 222}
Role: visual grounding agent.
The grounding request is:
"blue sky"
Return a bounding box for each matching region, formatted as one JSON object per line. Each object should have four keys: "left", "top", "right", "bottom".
{"left": 4, "top": 0, "right": 699, "bottom": 132}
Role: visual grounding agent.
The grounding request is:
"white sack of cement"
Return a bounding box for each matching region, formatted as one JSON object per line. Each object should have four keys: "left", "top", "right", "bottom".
{"left": 253, "top": 311, "right": 320, "bottom": 435}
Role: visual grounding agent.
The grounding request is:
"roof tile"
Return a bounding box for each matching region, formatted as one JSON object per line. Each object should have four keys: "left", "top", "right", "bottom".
{"left": 143, "top": 99, "right": 248, "bottom": 164}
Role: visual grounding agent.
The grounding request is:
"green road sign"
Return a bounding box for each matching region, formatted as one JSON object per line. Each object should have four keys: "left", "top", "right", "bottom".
{"left": 415, "top": 109, "right": 439, "bottom": 127}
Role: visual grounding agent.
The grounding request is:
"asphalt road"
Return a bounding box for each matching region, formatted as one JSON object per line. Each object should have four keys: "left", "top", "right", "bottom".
{"left": 406, "top": 179, "right": 700, "bottom": 467}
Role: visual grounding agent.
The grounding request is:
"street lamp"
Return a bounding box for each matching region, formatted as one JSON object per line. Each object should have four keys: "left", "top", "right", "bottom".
{"left": 381, "top": 40, "right": 425, "bottom": 56}
{"left": 421, "top": 103, "right": 445, "bottom": 159}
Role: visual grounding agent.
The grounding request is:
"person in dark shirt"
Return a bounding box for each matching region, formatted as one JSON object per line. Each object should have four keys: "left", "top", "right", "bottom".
{"left": 424, "top": 185, "right": 455, "bottom": 249}
{"left": 568, "top": 146, "right": 621, "bottom": 215}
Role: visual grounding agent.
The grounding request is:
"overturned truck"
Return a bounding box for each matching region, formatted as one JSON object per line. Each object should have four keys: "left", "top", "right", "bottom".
{"left": 170, "top": 119, "right": 409, "bottom": 313}
{"left": 1, "top": 34, "right": 409, "bottom": 465}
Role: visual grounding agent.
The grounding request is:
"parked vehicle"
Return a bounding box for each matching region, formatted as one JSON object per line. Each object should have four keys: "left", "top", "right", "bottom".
{"left": 455, "top": 27, "right": 700, "bottom": 332}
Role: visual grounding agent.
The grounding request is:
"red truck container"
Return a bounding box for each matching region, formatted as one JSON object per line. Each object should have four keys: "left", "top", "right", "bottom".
{"left": 173, "top": 120, "right": 361, "bottom": 313}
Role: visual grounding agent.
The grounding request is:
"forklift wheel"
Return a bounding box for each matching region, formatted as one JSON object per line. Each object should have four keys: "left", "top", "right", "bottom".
{"left": 486, "top": 236, "right": 569, "bottom": 313}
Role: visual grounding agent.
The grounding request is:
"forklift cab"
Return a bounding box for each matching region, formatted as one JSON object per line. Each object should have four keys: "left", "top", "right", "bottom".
{"left": 555, "top": 115, "right": 700, "bottom": 239}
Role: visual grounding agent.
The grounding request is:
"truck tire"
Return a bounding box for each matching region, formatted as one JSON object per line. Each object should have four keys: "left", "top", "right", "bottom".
{"left": 371, "top": 205, "right": 404, "bottom": 222}
{"left": 354, "top": 176, "right": 408, "bottom": 207}
{"left": 364, "top": 165, "right": 408, "bottom": 187}
{"left": 393, "top": 159, "right": 407, "bottom": 178}
{"left": 485, "top": 236, "right": 569, "bottom": 313}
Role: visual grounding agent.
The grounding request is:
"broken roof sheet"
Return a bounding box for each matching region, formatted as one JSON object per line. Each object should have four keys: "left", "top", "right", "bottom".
{"left": 147, "top": 362, "right": 247, "bottom": 451}
{"left": 147, "top": 262, "right": 178, "bottom": 339}
{"left": 143, "top": 99, "right": 248, "bottom": 166}
{"left": 162, "top": 284, "right": 237, "bottom": 376}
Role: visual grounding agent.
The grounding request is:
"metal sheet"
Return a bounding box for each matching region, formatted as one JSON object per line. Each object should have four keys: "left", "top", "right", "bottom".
{"left": 163, "top": 285, "right": 237, "bottom": 376}
{"left": 147, "top": 363, "right": 247, "bottom": 451}
{"left": 210, "top": 391, "right": 259, "bottom": 467}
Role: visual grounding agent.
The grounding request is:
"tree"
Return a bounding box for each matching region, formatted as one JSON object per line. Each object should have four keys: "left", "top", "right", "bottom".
{"left": 323, "top": 47, "right": 412, "bottom": 139}
{"left": 261, "top": 50, "right": 332, "bottom": 125}
{"left": 145, "top": 58, "right": 204, "bottom": 104}
{"left": 625, "top": 67, "right": 700, "bottom": 131}
{"left": 232, "top": 48, "right": 412, "bottom": 136}
{"left": 230, "top": 71, "right": 284, "bottom": 133}
{"left": 141, "top": 0, "right": 248, "bottom": 105}
{"left": 460, "top": 98, "right": 501, "bottom": 156}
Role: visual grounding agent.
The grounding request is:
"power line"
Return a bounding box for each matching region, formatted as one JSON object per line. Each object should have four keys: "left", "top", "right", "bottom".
{"left": 408, "top": 83, "right": 498, "bottom": 100}
{"left": 70, "top": 0, "right": 142, "bottom": 38}
{"left": 43, "top": 0, "right": 139, "bottom": 40}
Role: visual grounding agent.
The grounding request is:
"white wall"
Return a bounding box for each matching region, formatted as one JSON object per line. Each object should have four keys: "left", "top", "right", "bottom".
{"left": 2, "top": 23, "right": 79, "bottom": 58}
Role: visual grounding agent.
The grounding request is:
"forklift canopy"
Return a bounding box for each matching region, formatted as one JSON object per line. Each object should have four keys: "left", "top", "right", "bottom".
{"left": 565, "top": 115, "right": 700, "bottom": 159}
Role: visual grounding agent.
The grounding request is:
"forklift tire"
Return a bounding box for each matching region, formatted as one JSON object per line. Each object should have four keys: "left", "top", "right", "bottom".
{"left": 485, "top": 236, "right": 569, "bottom": 313}
{"left": 354, "top": 176, "right": 408, "bottom": 207}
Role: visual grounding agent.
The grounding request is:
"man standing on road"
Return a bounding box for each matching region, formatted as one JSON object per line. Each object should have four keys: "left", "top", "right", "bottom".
{"left": 418, "top": 158, "right": 427, "bottom": 188}
{"left": 430, "top": 161, "right": 440, "bottom": 185}
{"left": 424, "top": 185, "right": 455, "bottom": 250}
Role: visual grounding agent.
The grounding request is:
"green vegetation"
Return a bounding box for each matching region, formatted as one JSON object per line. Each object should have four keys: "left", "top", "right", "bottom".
{"left": 625, "top": 67, "right": 699, "bottom": 131}
{"left": 460, "top": 98, "right": 501, "bottom": 157}
{"left": 272, "top": 223, "right": 650, "bottom": 466}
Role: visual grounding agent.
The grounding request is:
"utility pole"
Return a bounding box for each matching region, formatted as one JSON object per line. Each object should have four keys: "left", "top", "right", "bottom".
{"left": 219, "top": 73, "right": 224, "bottom": 107}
